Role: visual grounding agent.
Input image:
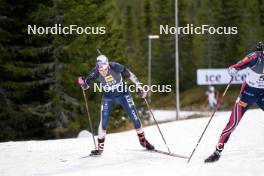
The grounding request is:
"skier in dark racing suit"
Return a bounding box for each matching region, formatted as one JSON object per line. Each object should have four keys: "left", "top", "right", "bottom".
{"left": 78, "top": 55, "right": 154, "bottom": 155}
{"left": 205, "top": 41, "right": 264, "bottom": 163}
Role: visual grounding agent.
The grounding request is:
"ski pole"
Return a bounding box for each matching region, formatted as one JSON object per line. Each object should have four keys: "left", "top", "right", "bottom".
{"left": 144, "top": 98, "right": 171, "bottom": 153}
{"left": 82, "top": 89, "right": 97, "bottom": 149}
{"left": 187, "top": 78, "right": 233, "bottom": 163}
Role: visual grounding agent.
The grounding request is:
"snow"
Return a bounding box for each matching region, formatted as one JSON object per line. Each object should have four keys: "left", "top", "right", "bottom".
{"left": 0, "top": 109, "right": 264, "bottom": 176}
{"left": 150, "top": 110, "right": 211, "bottom": 122}
{"left": 77, "top": 130, "right": 92, "bottom": 138}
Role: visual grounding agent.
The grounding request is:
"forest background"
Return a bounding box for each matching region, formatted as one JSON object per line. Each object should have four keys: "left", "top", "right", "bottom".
{"left": 1, "top": 0, "right": 263, "bottom": 141}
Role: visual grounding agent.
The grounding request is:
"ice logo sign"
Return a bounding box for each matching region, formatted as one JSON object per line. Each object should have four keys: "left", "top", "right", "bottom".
{"left": 197, "top": 68, "right": 247, "bottom": 85}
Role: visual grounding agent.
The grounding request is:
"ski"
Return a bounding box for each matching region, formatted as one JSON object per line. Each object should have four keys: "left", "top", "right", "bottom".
{"left": 59, "top": 154, "right": 100, "bottom": 162}
{"left": 149, "top": 149, "right": 189, "bottom": 159}
{"left": 60, "top": 149, "right": 188, "bottom": 162}
{"left": 87, "top": 154, "right": 101, "bottom": 157}
{"left": 59, "top": 152, "right": 101, "bottom": 162}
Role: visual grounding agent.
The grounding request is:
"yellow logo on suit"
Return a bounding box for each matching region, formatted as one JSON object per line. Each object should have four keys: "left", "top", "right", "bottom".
{"left": 105, "top": 75, "right": 114, "bottom": 82}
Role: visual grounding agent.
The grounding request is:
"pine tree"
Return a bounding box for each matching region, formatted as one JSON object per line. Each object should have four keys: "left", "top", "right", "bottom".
{"left": 0, "top": 0, "right": 56, "bottom": 140}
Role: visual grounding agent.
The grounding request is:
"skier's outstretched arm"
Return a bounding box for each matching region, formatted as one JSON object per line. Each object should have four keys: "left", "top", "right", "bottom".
{"left": 228, "top": 52, "right": 259, "bottom": 76}
{"left": 230, "top": 52, "right": 259, "bottom": 70}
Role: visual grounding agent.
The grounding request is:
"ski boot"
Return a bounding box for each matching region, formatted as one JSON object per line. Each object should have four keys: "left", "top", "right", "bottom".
{"left": 137, "top": 132, "right": 155, "bottom": 150}
{"left": 90, "top": 138, "right": 105, "bottom": 156}
{"left": 204, "top": 143, "right": 224, "bottom": 163}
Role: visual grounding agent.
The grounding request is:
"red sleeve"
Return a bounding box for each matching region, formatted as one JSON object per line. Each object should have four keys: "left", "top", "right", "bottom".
{"left": 230, "top": 52, "right": 258, "bottom": 70}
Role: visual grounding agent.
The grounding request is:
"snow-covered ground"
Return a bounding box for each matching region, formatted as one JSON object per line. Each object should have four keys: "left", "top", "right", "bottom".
{"left": 0, "top": 109, "right": 264, "bottom": 176}
{"left": 150, "top": 110, "right": 211, "bottom": 122}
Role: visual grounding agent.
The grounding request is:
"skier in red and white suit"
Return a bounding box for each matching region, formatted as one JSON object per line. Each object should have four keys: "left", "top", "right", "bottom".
{"left": 205, "top": 41, "right": 264, "bottom": 163}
